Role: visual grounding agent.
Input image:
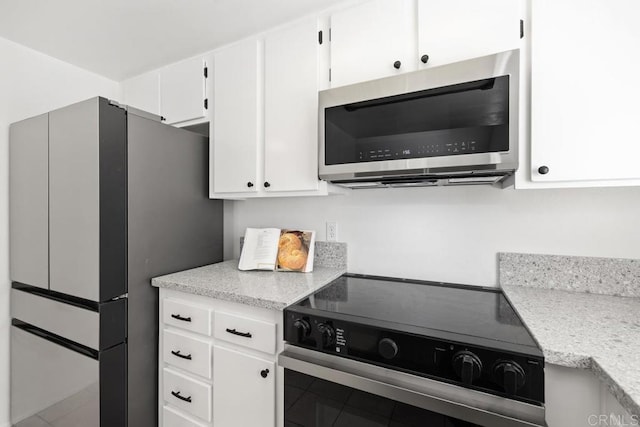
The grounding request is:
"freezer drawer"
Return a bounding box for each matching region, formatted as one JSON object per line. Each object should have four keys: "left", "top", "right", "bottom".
{"left": 10, "top": 322, "right": 126, "bottom": 426}
{"left": 11, "top": 284, "right": 126, "bottom": 351}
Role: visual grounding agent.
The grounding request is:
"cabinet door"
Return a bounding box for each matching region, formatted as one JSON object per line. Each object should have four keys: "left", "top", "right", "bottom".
{"left": 9, "top": 114, "right": 49, "bottom": 289}
{"left": 417, "top": 0, "right": 521, "bottom": 69}
{"left": 530, "top": 0, "right": 640, "bottom": 183}
{"left": 160, "top": 57, "right": 207, "bottom": 125}
{"left": 264, "top": 18, "right": 320, "bottom": 192}
{"left": 212, "top": 345, "right": 275, "bottom": 427}
{"left": 330, "top": 0, "right": 416, "bottom": 88}
{"left": 122, "top": 71, "right": 160, "bottom": 116}
{"left": 212, "top": 39, "right": 260, "bottom": 193}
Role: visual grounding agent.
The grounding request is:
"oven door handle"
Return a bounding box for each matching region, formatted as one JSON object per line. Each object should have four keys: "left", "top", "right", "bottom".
{"left": 278, "top": 348, "right": 546, "bottom": 427}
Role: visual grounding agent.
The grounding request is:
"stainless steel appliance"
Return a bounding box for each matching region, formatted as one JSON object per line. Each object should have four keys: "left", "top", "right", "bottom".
{"left": 319, "top": 49, "right": 520, "bottom": 188}
{"left": 281, "top": 274, "right": 545, "bottom": 427}
{"left": 9, "top": 97, "right": 223, "bottom": 427}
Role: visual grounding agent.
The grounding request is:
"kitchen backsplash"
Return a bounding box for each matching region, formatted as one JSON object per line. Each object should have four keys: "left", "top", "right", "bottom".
{"left": 499, "top": 252, "right": 640, "bottom": 298}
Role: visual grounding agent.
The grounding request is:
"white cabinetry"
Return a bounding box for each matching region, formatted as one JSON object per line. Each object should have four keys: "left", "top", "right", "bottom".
{"left": 545, "top": 364, "right": 634, "bottom": 427}
{"left": 210, "top": 20, "right": 339, "bottom": 199}
{"left": 160, "top": 57, "right": 208, "bottom": 125}
{"left": 211, "top": 38, "right": 261, "bottom": 194}
{"left": 328, "top": 0, "right": 522, "bottom": 88}
{"left": 520, "top": 0, "right": 640, "bottom": 188}
{"left": 158, "top": 289, "right": 281, "bottom": 427}
{"left": 417, "top": 0, "right": 522, "bottom": 69}
{"left": 213, "top": 345, "right": 275, "bottom": 427}
{"left": 121, "top": 71, "right": 160, "bottom": 116}
{"left": 329, "top": 0, "right": 416, "bottom": 88}
{"left": 121, "top": 56, "right": 207, "bottom": 125}
{"left": 264, "top": 17, "right": 322, "bottom": 193}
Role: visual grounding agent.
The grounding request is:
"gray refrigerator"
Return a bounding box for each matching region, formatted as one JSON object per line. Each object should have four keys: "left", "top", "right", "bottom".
{"left": 9, "top": 97, "right": 223, "bottom": 426}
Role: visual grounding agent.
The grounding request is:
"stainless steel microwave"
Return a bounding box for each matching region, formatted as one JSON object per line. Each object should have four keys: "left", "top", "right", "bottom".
{"left": 319, "top": 49, "right": 520, "bottom": 188}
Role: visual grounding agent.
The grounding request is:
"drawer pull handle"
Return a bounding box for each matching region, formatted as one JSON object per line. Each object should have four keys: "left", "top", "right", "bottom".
{"left": 171, "top": 390, "right": 192, "bottom": 403}
{"left": 171, "top": 350, "right": 193, "bottom": 360}
{"left": 226, "top": 328, "right": 252, "bottom": 338}
{"left": 171, "top": 314, "right": 192, "bottom": 322}
{"left": 260, "top": 369, "right": 270, "bottom": 378}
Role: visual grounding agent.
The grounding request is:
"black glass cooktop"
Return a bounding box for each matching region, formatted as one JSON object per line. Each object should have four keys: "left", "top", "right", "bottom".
{"left": 295, "top": 274, "right": 540, "bottom": 354}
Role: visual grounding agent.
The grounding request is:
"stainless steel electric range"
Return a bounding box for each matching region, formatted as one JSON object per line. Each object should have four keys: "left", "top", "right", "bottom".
{"left": 280, "top": 274, "right": 545, "bottom": 427}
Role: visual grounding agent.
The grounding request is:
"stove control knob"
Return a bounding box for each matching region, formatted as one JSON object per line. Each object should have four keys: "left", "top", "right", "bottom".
{"left": 493, "top": 361, "right": 526, "bottom": 395}
{"left": 292, "top": 318, "right": 311, "bottom": 340}
{"left": 378, "top": 338, "right": 398, "bottom": 359}
{"left": 317, "top": 323, "right": 335, "bottom": 348}
{"left": 453, "top": 351, "right": 482, "bottom": 384}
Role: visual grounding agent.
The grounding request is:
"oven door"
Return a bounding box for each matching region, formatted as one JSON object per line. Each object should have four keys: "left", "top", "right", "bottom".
{"left": 279, "top": 346, "right": 545, "bottom": 427}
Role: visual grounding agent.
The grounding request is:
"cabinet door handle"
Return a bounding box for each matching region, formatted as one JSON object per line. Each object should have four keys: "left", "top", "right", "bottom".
{"left": 263, "top": 181, "right": 271, "bottom": 188}
{"left": 171, "top": 314, "right": 192, "bottom": 322}
{"left": 171, "top": 350, "right": 193, "bottom": 360}
{"left": 171, "top": 390, "right": 192, "bottom": 403}
{"left": 538, "top": 166, "right": 549, "bottom": 175}
{"left": 247, "top": 182, "right": 254, "bottom": 188}
{"left": 260, "top": 369, "right": 270, "bottom": 378}
{"left": 393, "top": 60, "right": 402, "bottom": 69}
{"left": 421, "top": 54, "right": 429, "bottom": 64}
{"left": 226, "top": 328, "right": 252, "bottom": 338}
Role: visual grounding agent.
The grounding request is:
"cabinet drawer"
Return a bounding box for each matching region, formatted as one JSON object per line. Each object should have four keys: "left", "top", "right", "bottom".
{"left": 163, "top": 329, "right": 211, "bottom": 379}
{"left": 163, "top": 405, "right": 208, "bottom": 427}
{"left": 214, "top": 311, "right": 276, "bottom": 354}
{"left": 163, "top": 368, "right": 212, "bottom": 422}
{"left": 163, "top": 299, "right": 211, "bottom": 336}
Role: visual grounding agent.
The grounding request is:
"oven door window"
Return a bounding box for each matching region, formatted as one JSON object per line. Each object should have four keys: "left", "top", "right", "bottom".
{"left": 285, "top": 369, "right": 479, "bottom": 427}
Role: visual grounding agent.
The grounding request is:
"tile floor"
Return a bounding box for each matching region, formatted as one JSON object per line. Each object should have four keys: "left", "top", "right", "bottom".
{"left": 14, "top": 383, "right": 99, "bottom": 427}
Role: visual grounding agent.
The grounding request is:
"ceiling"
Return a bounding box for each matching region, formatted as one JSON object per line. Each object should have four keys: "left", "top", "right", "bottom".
{"left": 0, "top": 0, "right": 352, "bottom": 81}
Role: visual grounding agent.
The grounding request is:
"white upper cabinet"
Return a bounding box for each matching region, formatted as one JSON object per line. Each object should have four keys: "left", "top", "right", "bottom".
{"left": 121, "top": 57, "right": 207, "bottom": 124}
{"left": 329, "top": 0, "right": 416, "bottom": 88}
{"left": 121, "top": 71, "right": 160, "bottom": 116}
{"left": 211, "top": 38, "right": 261, "bottom": 194}
{"left": 209, "top": 19, "right": 339, "bottom": 198}
{"left": 417, "top": 0, "right": 522, "bottom": 69}
{"left": 264, "top": 17, "right": 321, "bottom": 192}
{"left": 527, "top": 0, "right": 640, "bottom": 185}
{"left": 329, "top": 0, "right": 521, "bottom": 88}
{"left": 160, "top": 57, "right": 208, "bottom": 125}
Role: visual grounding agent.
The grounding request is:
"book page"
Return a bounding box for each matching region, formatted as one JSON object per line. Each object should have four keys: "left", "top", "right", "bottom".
{"left": 276, "top": 230, "right": 316, "bottom": 273}
{"left": 238, "top": 228, "right": 280, "bottom": 271}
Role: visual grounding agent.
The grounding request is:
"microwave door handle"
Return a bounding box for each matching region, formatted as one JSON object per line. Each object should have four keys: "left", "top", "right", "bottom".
{"left": 344, "top": 78, "right": 496, "bottom": 112}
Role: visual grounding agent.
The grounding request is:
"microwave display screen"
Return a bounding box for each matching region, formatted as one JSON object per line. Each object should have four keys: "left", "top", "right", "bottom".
{"left": 324, "top": 75, "right": 510, "bottom": 165}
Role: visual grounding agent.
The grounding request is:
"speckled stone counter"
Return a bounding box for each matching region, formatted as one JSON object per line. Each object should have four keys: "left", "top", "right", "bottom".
{"left": 500, "top": 252, "right": 640, "bottom": 298}
{"left": 499, "top": 253, "right": 640, "bottom": 417}
{"left": 152, "top": 260, "right": 346, "bottom": 310}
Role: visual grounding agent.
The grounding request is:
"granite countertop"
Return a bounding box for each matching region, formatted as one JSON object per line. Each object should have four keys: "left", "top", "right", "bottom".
{"left": 152, "top": 259, "right": 346, "bottom": 310}
{"left": 500, "top": 260, "right": 640, "bottom": 417}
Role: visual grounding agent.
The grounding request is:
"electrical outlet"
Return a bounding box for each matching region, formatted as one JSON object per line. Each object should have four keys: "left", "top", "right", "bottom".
{"left": 326, "top": 221, "right": 338, "bottom": 242}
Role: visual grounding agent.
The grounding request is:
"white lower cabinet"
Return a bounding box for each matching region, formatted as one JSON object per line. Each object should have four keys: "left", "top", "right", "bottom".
{"left": 545, "top": 363, "right": 634, "bottom": 427}
{"left": 213, "top": 345, "right": 276, "bottom": 427}
{"left": 159, "top": 289, "right": 281, "bottom": 427}
{"left": 163, "top": 368, "right": 212, "bottom": 422}
{"left": 163, "top": 405, "right": 208, "bottom": 427}
{"left": 163, "top": 329, "right": 212, "bottom": 379}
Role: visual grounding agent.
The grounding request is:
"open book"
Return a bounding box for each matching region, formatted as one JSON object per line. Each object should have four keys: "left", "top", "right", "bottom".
{"left": 238, "top": 228, "right": 315, "bottom": 272}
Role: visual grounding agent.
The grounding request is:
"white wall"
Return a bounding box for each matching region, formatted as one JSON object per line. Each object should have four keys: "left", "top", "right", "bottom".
{"left": 0, "top": 37, "right": 119, "bottom": 426}
{"left": 226, "top": 184, "right": 640, "bottom": 285}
